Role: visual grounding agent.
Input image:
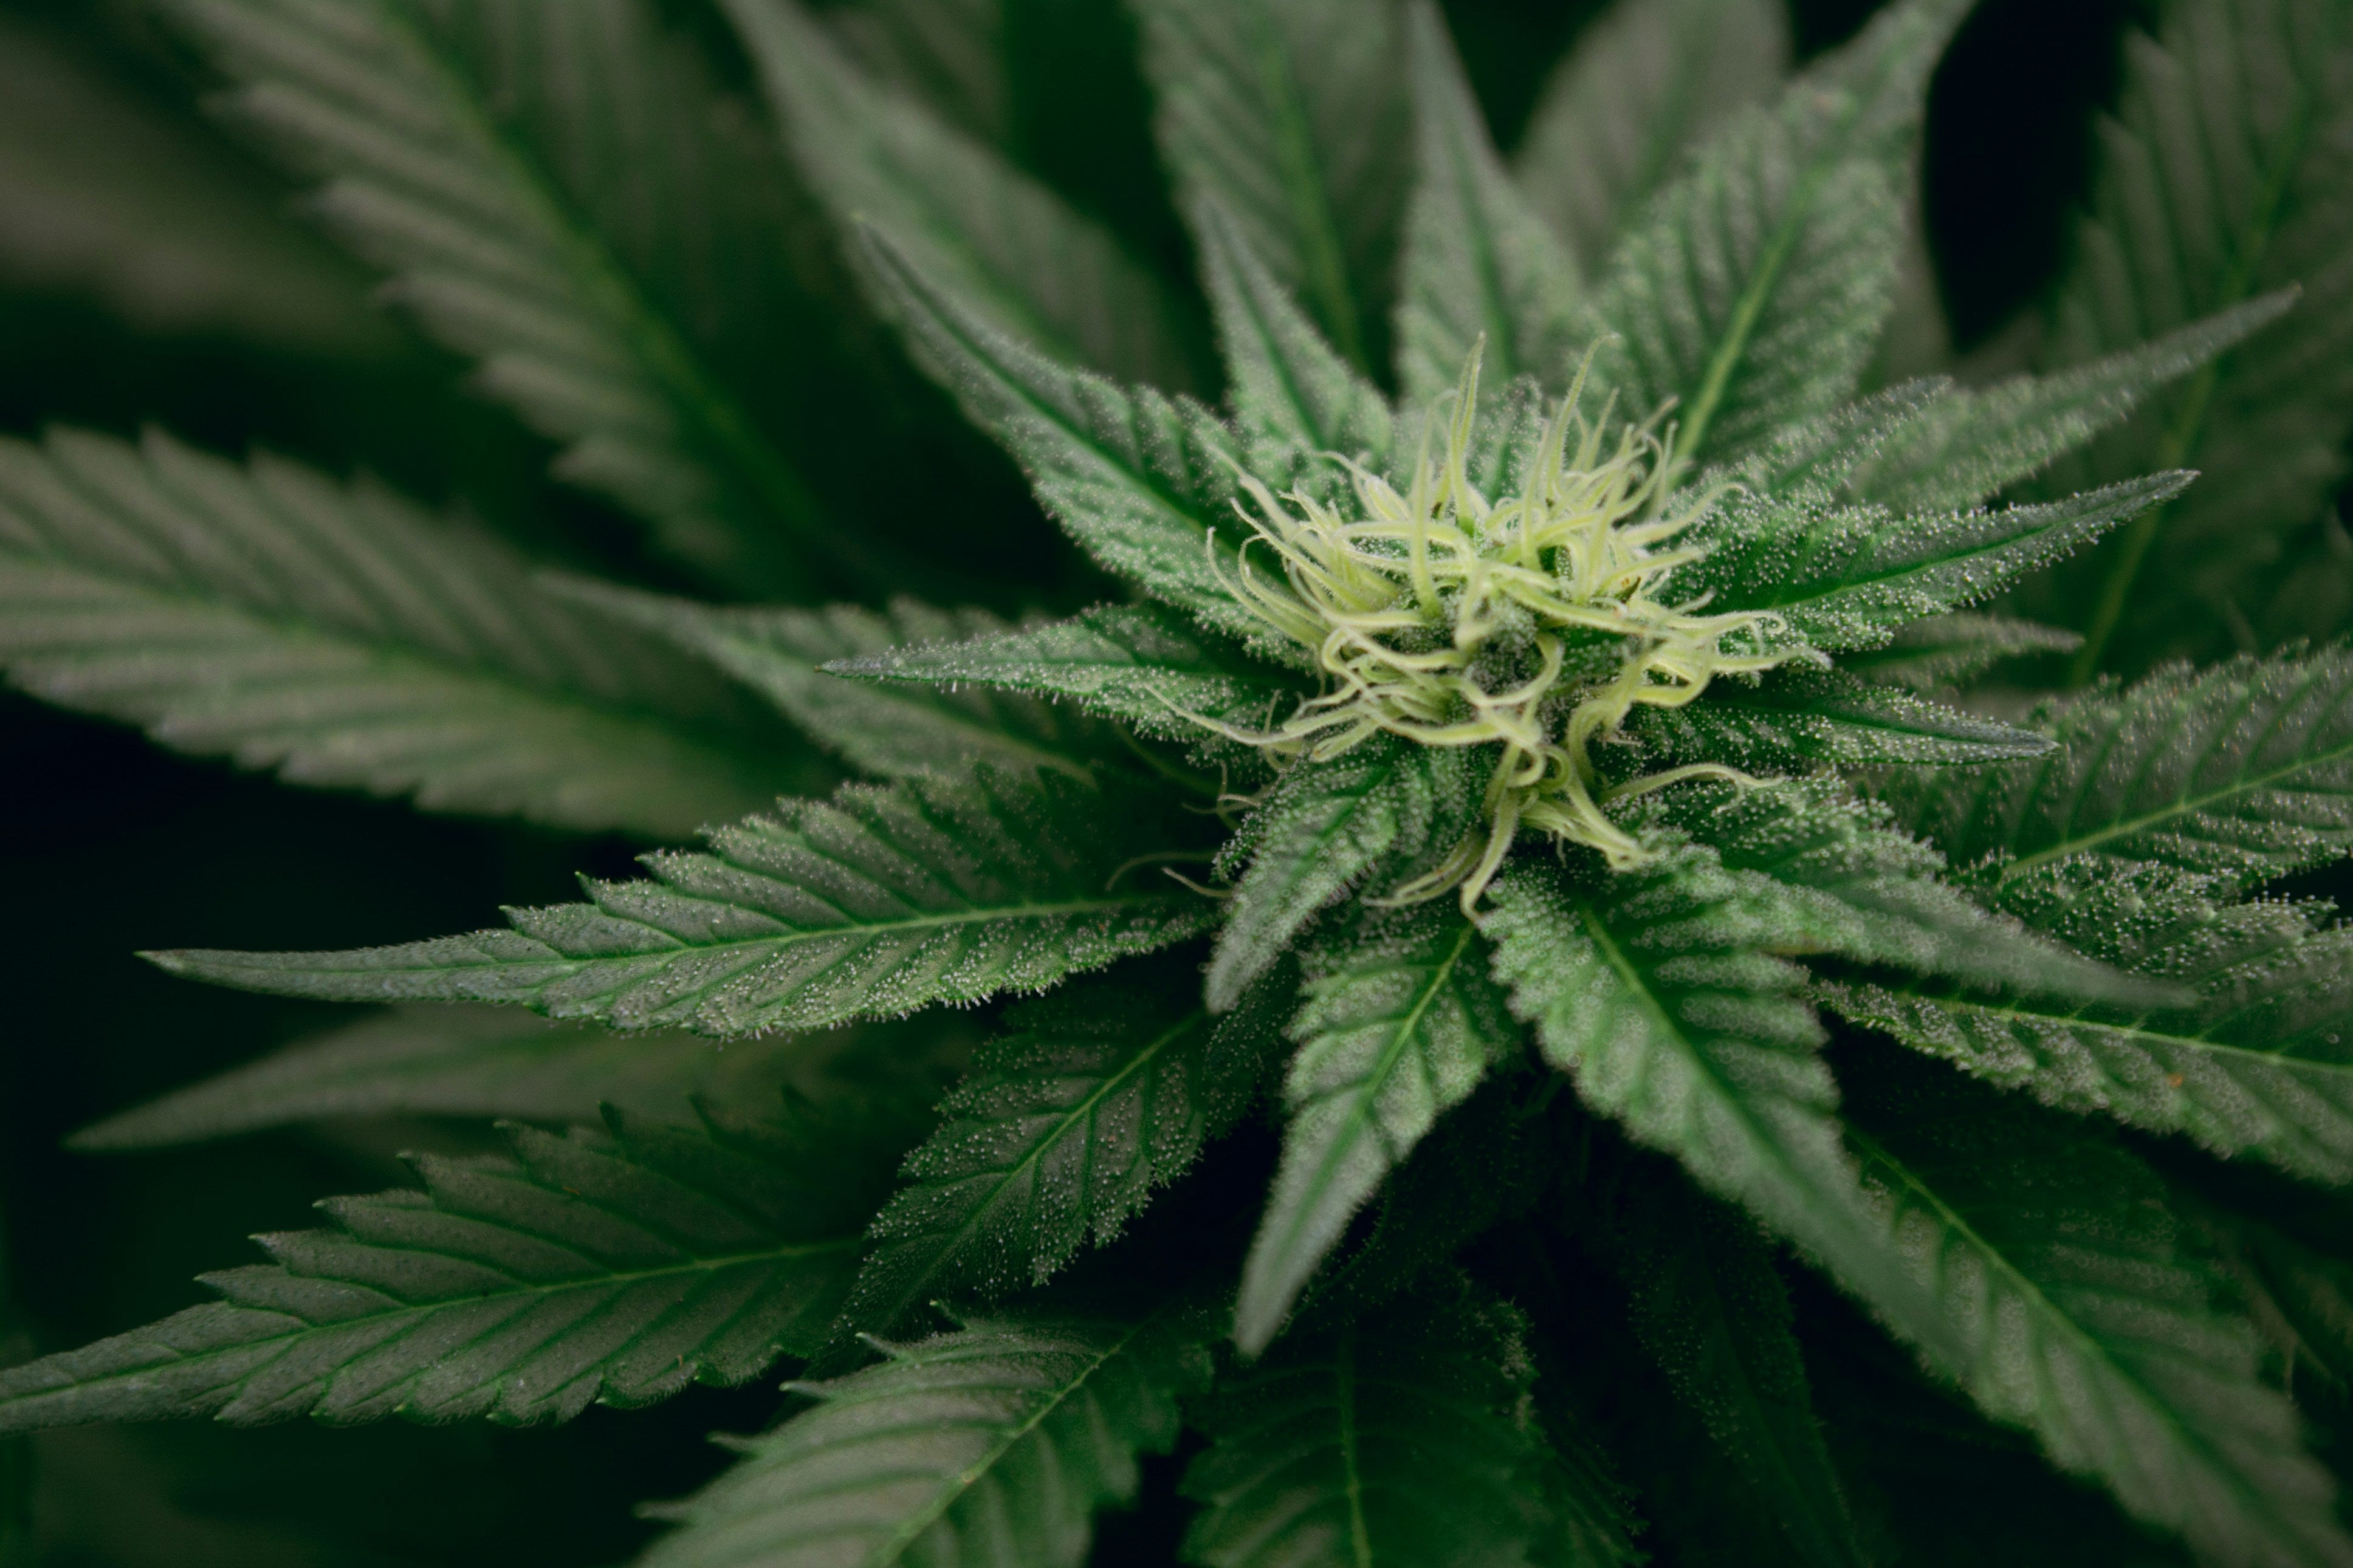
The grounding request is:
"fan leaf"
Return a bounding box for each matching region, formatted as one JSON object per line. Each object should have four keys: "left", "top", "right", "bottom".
{"left": 147, "top": 769, "right": 1215, "bottom": 1038}
{"left": 641, "top": 1305, "right": 1211, "bottom": 1568}
{"left": 723, "top": 0, "right": 1194, "bottom": 388}
{"left": 0, "top": 427, "right": 811, "bottom": 837}
{"left": 0, "top": 1104, "right": 907, "bottom": 1430}
{"left": 168, "top": 0, "right": 842, "bottom": 591}
{"left": 1234, "top": 906, "right": 1515, "bottom": 1354}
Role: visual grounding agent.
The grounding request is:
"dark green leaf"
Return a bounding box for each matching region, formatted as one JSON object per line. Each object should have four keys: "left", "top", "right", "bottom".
{"left": 1625, "top": 665, "right": 2055, "bottom": 773}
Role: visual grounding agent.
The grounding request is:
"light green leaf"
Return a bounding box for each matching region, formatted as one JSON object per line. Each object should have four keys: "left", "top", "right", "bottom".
{"left": 641, "top": 1306, "right": 1210, "bottom": 1568}
{"left": 1183, "top": 1289, "right": 1553, "bottom": 1567}
{"left": 1478, "top": 852, "right": 1960, "bottom": 1366}
{"left": 68, "top": 1005, "right": 862, "bottom": 1151}
{"left": 1135, "top": 0, "right": 1409, "bottom": 375}
{"left": 834, "top": 970, "right": 1277, "bottom": 1343}
{"left": 1601, "top": 1174, "right": 1866, "bottom": 1568}
{"left": 1844, "top": 1053, "right": 2353, "bottom": 1568}
{"left": 546, "top": 578, "right": 1115, "bottom": 780}
{"left": 1207, "top": 736, "right": 1479, "bottom": 1012}
{"left": 856, "top": 227, "right": 1263, "bottom": 641}
{"left": 1876, "top": 647, "right": 2353, "bottom": 891}
{"left": 1192, "top": 197, "right": 1396, "bottom": 485}
{"left": 0, "top": 1104, "right": 905, "bottom": 1430}
{"left": 2038, "top": 0, "right": 2353, "bottom": 674}
{"left": 1826, "top": 857, "right": 2353, "bottom": 1184}
{"left": 1393, "top": 0, "right": 1584, "bottom": 406}
{"left": 825, "top": 601, "right": 1309, "bottom": 745}
{"left": 1234, "top": 906, "right": 1514, "bottom": 1354}
{"left": 0, "top": 428, "right": 811, "bottom": 838}
{"left": 1681, "top": 471, "right": 2193, "bottom": 653}
{"left": 1585, "top": 0, "right": 1969, "bottom": 470}
{"left": 147, "top": 769, "right": 1216, "bottom": 1038}
{"left": 1848, "top": 295, "right": 2297, "bottom": 514}
{"left": 723, "top": 0, "right": 1194, "bottom": 388}
{"left": 1513, "top": 0, "right": 1788, "bottom": 273}
{"left": 167, "top": 0, "right": 840, "bottom": 592}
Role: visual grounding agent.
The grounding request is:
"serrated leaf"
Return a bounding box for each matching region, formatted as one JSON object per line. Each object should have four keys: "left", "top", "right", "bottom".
{"left": 1207, "top": 737, "right": 1479, "bottom": 1012}
{"left": 1847, "top": 296, "right": 2297, "bottom": 514}
{"left": 825, "top": 601, "right": 1310, "bottom": 746}
{"left": 1135, "top": 0, "right": 1408, "bottom": 376}
{"left": 825, "top": 0, "right": 1010, "bottom": 149}
{"left": 546, "top": 577, "right": 1115, "bottom": 780}
{"left": 2196, "top": 1199, "right": 2353, "bottom": 1391}
{"left": 1838, "top": 613, "right": 2081, "bottom": 692}
{"left": 2035, "top": 0, "right": 2353, "bottom": 674}
{"left": 1843, "top": 1052, "right": 2353, "bottom": 1568}
{"left": 1877, "top": 648, "right": 2353, "bottom": 891}
{"left": 1584, "top": 0, "right": 1967, "bottom": 470}
{"left": 0, "top": 1104, "right": 905, "bottom": 1430}
{"left": 1234, "top": 905, "right": 1514, "bottom": 1354}
{"left": 1826, "top": 857, "right": 2353, "bottom": 1184}
{"left": 1681, "top": 471, "right": 2192, "bottom": 653}
{"left": 0, "top": 427, "right": 811, "bottom": 837}
{"left": 1478, "top": 852, "right": 1960, "bottom": 1366}
{"left": 1674, "top": 781, "right": 2154, "bottom": 1005}
{"left": 1183, "top": 1288, "right": 1552, "bottom": 1567}
{"left": 1513, "top": 0, "right": 1788, "bottom": 274}
{"left": 1393, "top": 0, "right": 1583, "bottom": 406}
{"left": 68, "top": 1005, "right": 847, "bottom": 1151}
{"left": 1624, "top": 665, "right": 2056, "bottom": 773}
{"left": 640, "top": 1305, "right": 1209, "bottom": 1568}
{"left": 1599, "top": 1173, "right": 1866, "bottom": 1568}
{"left": 1192, "top": 197, "right": 1396, "bottom": 484}
{"left": 723, "top": 0, "right": 1193, "bottom": 389}
{"left": 834, "top": 970, "right": 1277, "bottom": 1345}
{"left": 146, "top": 769, "right": 1215, "bottom": 1038}
{"left": 167, "top": 0, "right": 840, "bottom": 592}
{"left": 856, "top": 227, "right": 1265, "bottom": 642}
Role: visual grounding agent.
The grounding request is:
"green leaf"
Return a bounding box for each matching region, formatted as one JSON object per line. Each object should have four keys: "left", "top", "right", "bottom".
{"left": 146, "top": 769, "right": 1216, "bottom": 1038}
{"left": 2038, "top": 0, "right": 2353, "bottom": 675}
{"left": 1681, "top": 471, "right": 2193, "bottom": 653}
{"left": 824, "top": 0, "right": 1010, "bottom": 149}
{"left": 1585, "top": 0, "right": 1968, "bottom": 470}
{"left": 67, "top": 1005, "right": 862, "bottom": 1151}
{"left": 546, "top": 578, "right": 1116, "bottom": 780}
{"left": 1876, "top": 648, "right": 2353, "bottom": 891}
{"left": 1192, "top": 197, "right": 1396, "bottom": 484}
{"left": 1624, "top": 665, "right": 2057, "bottom": 773}
{"left": 1837, "top": 612, "right": 2081, "bottom": 693}
{"left": 1599, "top": 1174, "right": 1866, "bottom": 1568}
{"left": 0, "top": 427, "right": 812, "bottom": 838}
{"left": 856, "top": 227, "right": 1265, "bottom": 642}
{"left": 1847, "top": 296, "right": 2297, "bottom": 514}
{"left": 1477, "top": 852, "right": 1960, "bottom": 1366}
{"left": 166, "top": 0, "right": 840, "bottom": 592}
{"left": 0, "top": 1103, "right": 904, "bottom": 1430}
{"left": 641, "top": 1305, "right": 1210, "bottom": 1568}
{"left": 1824, "top": 858, "right": 2353, "bottom": 1184}
{"left": 1183, "top": 1288, "right": 1553, "bottom": 1567}
{"left": 1842, "top": 1052, "right": 2353, "bottom": 1568}
{"left": 1393, "top": 0, "right": 1583, "bottom": 406}
{"left": 1674, "top": 781, "right": 2154, "bottom": 1005}
{"left": 722, "top": 0, "right": 1194, "bottom": 389}
{"left": 2196, "top": 1198, "right": 2353, "bottom": 1391}
{"left": 1513, "top": 0, "right": 1788, "bottom": 274}
{"left": 1234, "top": 906, "right": 1514, "bottom": 1354}
{"left": 833, "top": 970, "right": 1277, "bottom": 1343}
{"left": 825, "top": 601, "right": 1310, "bottom": 746}
{"left": 1135, "top": 0, "right": 1409, "bottom": 376}
{"left": 1207, "top": 736, "right": 1479, "bottom": 1012}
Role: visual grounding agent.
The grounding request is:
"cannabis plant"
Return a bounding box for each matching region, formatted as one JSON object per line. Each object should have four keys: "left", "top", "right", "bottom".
{"left": 4, "top": 0, "right": 2353, "bottom": 1561}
